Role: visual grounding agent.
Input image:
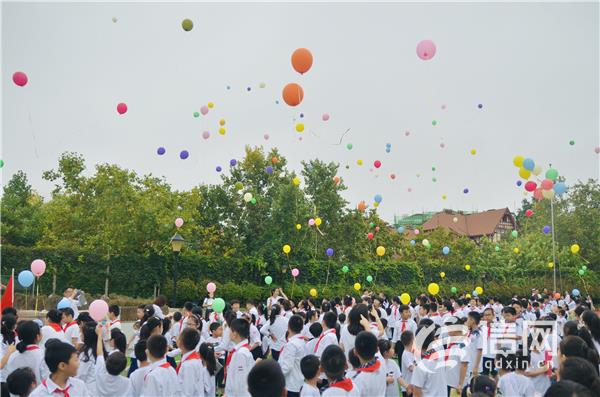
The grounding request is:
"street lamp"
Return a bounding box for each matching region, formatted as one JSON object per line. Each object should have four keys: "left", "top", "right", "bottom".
{"left": 170, "top": 233, "right": 185, "bottom": 306}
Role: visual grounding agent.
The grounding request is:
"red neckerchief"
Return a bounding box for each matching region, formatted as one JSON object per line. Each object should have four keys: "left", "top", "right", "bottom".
{"left": 42, "top": 379, "right": 71, "bottom": 397}
{"left": 176, "top": 351, "right": 200, "bottom": 374}
{"left": 430, "top": 313, "right": 439, "bottom": 317}
{"left": 49, "top": 323, "right": 63, "bottom": 333}
{"left": 280, "top": 334, "right": 307, "bottom": 355}
{"left": 63, "top": 321, "right": 78, "bottom": 331}
{"left": 144, "top": 362, "right": 171, "bottom": 381}
{"left": 313, "top": 329, "right": 336, "bottom": 353}
{"left": 25, "top": 345, "right": 40, "bottom": 351}
{"left": 544, "top": 350, "right": 553, "bottom": 376}
{"left": 401, "top": 320, "right": 407, "bottom": 332}
{"left": 109, "top": 320, "right": 121, "bottom": 328}
{"left": 224, "top": 343, "right": 249, "bottom": 379}
{"left": 356, "top": 359, "right": 381, "bottom": 373}
{"left": 445, "top": 343, "right": 456, "bottom": 361}
{"left": 393, "top": 306, "right": 398, "bottom": 318}
{"left": 330, "top": 378, "right": 354, "bottom": 391}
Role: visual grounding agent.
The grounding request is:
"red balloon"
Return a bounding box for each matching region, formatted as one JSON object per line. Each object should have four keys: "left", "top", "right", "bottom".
{"left": 367, "top": 233, "right": 374, "bottom": 240}
{"left": 291, "top": 48, "right": 313, "bottom": 74}
{"left": 117, "top": 102, "right": 128, "bottom": 115}
{"left": 374, "top": 160, "right": 382, "bottom": 168}
{"left": 541, "top": 179, "right": 554, "bottom": 190}
{"left": 525, "top": 209, "right": 534, "bottom": 217}
{"left": 282, "top": 83, "right": 304, "bottom": 107}
{"left": 524, "top": 181, "right": 537, "bottom": 192}
{"left": 12, "top": 71, "right": 28, "bottom": 87}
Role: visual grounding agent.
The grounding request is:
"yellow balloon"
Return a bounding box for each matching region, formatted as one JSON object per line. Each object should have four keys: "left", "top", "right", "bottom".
{"left": 295, "top": 224, "right": 302, "bottom": 230}
{"left": 427, "top": 282, "right": 440, "bottom": 295}
{"left": 465, "top": 264, "right": 471, "bottom": 271}
{"left": 315, "top": 218, "right": 322, "bottom": 226}
{"left": 475, "top": 286, "right": 483, "bottom": 295}
{"left": 571, "top": 244, "right": 580, "bottom": 254}
{"left": 542, "top": 189, "right": 555, "bottom": 199}
{"left": 292, "top": 177, "right": 300, "bottom": 186}
{"left": 533, "top": 165, "right": 542, "bottom": 176}
{"left": 440, "top": 272, "right": 446, "bottom": 278}
{"left": 513, "top": 247, "right": 520, "bottom": 254}
{"left": 283, "top": 244, "right": 291, "bottom": 254}
{"left": 295, "top": 123, "right": 304, "bottom": 132}
{"left": 513, "top": 155, "right": 524, "bottom": 167}
{"left": 219, "top": 119, "right": 226, "bottom": 126}
{"left": 219, "top": 127, "right": 226, "bottom": 135}
{"left": 373, "top": 202, "right": 379, "bottom": 208}
{"left": 376, "top": 246, "right": 386, "bottom": 256}
{"left": 519, "top": 167, "right": 531, "bottom": 179}
{"left": 442, "top": 194, "right": 447, "bottom": 200}
{"left": 207, "top": 102, "right": 214, "bottom": 108}
{"left": 548, "top": 262, "right": 554, "bottom": 268}
{"left": 470, "top": 149, "right": 477, "bottom": 155}
{"left": 466, "top": 293, "right": 472, "bottom": 299}
{"left": 354, "top": 283, "right": 361, "bottom": 291}
{"left": 400, "top": 293, "right": 411, "bottom": 305}
{"left": 310, "top": 288, "right": 317, "bottom": 297}
{"left": 357, "top": 159, "right": 363, "bottom": 166}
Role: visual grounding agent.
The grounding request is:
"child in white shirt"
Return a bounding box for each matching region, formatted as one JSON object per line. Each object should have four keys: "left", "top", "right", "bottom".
{"left": 320, "top": 345, "right": 361, "bottom": 396}
{"left": 198, "top": 343, "right": 217, "bottom": 397}
{"left": 140, "top": 334, "right": 181, "bottom": 397}
{"left": 314, "top": 312, "right": 338, "bottom": 358}
{"left": 40, "top": 310, "right": 66, "bottom": 348}
{"left": 93, "top": 325, "right": 130, "bottom": 397}
{"left": 399, "top": 330, "right": 415, "bottom": 394}
{"left": 60, "top": 308, "right": 80, "bottom": 347}
{"left": 75, "top": 323, "right": 99, "bottom": 393}
{"left": 128, "top": 340, "right": 151, "bottom": 397}
{"left": 378, "top": 339, "right": 407, "bottom": 397}
{"left": 278, "top": 315, "right": 307, "bottom": 396}
{"left": 299, "top": 355, "right": 321, "bottom": 397}
{"left": 352, "top": 331, "right": 387, "bottom": 397}
{"left": 6, "top": 321, "right": 47, "bottom": 385}
{"left": 497, "top": 353, "right": 535, "bottom": 397}
{"left": 224, "top": 319, "right": 255, "bottom": 397}
{"left": 176, "top": 328, "right": 204, "bottom": 397}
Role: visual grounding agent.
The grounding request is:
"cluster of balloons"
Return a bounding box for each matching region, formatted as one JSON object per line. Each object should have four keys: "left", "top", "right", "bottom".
{"left": 308, "top": 217, "right": 323, "bottom": 227}
{"left": 577, "top": 265, "right": 588, "bottom": 277}
{"left": 513, "top": 156, "right": 567, "bottom": 200}
{"left": 282, "top": 48, "right": 313, "bottom": 107}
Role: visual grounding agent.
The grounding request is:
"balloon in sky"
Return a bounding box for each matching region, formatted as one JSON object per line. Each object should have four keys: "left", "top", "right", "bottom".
{"left": 310, "top": 288, "right": 317, "bottom": 297}
{"left": 354, "top": 283, "right": 361, "bottom": 291}
{"left": 374, "top": 194, "right": 382, "bottom": 203}
{"left": 570, "top": 244, "right": 580, "bottom": 254}
{"left": 206, "top": 282, "right": 216, "bottom": 293}
{"left": 230, "top": 159, "right": 237, "bottom": 167}
{"left": 18, "top": 270, "right": 34, "bottom": 288}
{"left": 291, "top": 48, "right": 313, "bottom": 74}
{"left": 400, "top": 293, "right": 411, "bottom": 305}
{"left": 12, "top": 71, "right": 28, "bottom": 87}
{"left": 374, "top": 160, "right": 382, "bottom": 168}
{"left": 522, "top": 158, "right": 535, "bottom": 171}
{"left": 264, "top": 134, "right": 270, "bottom": 140}
{"left": 346, "top": 143, "right": 353, "bottom": 150}
{"left": 357, "top": 201, "right": 366, "bottom": 212}
{"left": 202, "top": 131, "right": 210, "bottom": 139}
{"left": 116, "top": 103, "right": 127, "bottom": 115}
{"left": 342, "top": 265, "right": 349, "bottom": 273}
{"left": 572, "top": 289, "right": 580, "bottom": 297}
{"left": 175, "top": 218, "right": 184, "bottom": 228}
{"left": 553, "top": 182, "right": 567, "bottom": 195}
{"left": 31, "top": 259, "right": 46, "bottom": 277}
{"left": 545, "top": 168, "right": 559, "bottom": 181}
{"left": 264, "top": 276, "right": 273, "bottom": 285}
{"left": 181, "top": 19, "right": 193, "bottom": 31}
{"left": 513, "top": 156, "right": 524, "bottom": 167}
{"left": 427, "top": 283, "right": 440, "bottom": 295}
{"left": 541, "top": 179, "right": 554, "bottom": 190}
{"left": 322, "top": 113, "right": 330, "bottom": 121}
{"left": 519, "top": 168, "right": 531, "bottom": 179}
{"left": 524, "top": 181, "right": 537, "bottom": 192}
{"left": 215, "top": 166, "right": 222, "bottom": 173}
{"left": 282, "top": 83, "right": 304, "bottom": 106}
{"left": 180, "top": 150, "right": 189, "bottom": 160}
{"left": 533, "top": 188, "right": 544, "bottom": 201}
{"left": 200, "top": 106, "right": 209, "bottom": 115}
{"left": 366, "top": 275, "right": 373, "bottom": 283}
{"left": 295, "top": 123, "right": 305, "bottom": 133}
{"left": 525, "top": 209, "right": 534, "bottom": 217}
{"left": 291, "top": 268, "right": 299, "bottom": 277}
{"left": 542, "top": 189, "right": 555, "bottom": 199}
{"left": 416, "top": 39, "right": 436, "bottom": 60}
{"left": 157, "top": 147, "right": 166, "bottom": 155}
{"left": 533, "top": 165, "right": 542, "bottom": 176}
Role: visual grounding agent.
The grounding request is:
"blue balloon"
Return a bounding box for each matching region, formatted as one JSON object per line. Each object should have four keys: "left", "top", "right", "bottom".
{"left": 216, "top": 166, "right": 222, "bottom": 172}
{"left": 442, "top": 246, "right": 450, "bottom": 255}
{"left": 156, "top": 147, "right": 166, "bottom": 155}
{"left": 374, "top": 194, "right": 383, "bottom": 203}
{"left": 57, "top": 298, "right": 71, "bottom": 310}
{"left": 179, "top": 150, "right": 189, "bottom": 160}
{"left": 17, "top": 270, "right": 34, "bottom": 288}
{"left": 265, "top": 166, "right": 274, "bottom": 174}
{"left": 516, "top": 180, "right": 522, "bottom": 187}
{"left": 572, "top": 289, "right": 580, "bottom": 297}
{"left": 326, "top": 248, "right": 334, "bottom": 257}
{"left": 553, "top": 182, "right": 567, "bottom": 195}
{"left": 522, "top": 158, "right": 535, "bottom": 171}
{"left": 543, "top": 226, "right": 551, "bottom": 234}
{"left": 472, "top": 290, "right": 479, "bottom": 297}
{"left": 397, "top": 226, "right": 405, "bottom": 233}
{"left": 410, "top": 240, "right": 416, "bottom": 246}
{"left": 230, "top": 159, "right": 237, "bottom": 167}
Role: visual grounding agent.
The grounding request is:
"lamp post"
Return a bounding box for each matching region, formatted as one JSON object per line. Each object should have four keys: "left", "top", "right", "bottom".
{"left": 170, "top": 233, "right": 185, "bottom": 306}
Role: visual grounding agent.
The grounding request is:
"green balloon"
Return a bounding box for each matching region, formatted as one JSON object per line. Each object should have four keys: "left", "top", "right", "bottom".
{"left": 582, "top": 265, "right": 588, "bottom": 271}
{"left": 264, "top": 276, "right": 273, "bottom": 285}
{"left": 369, "top": 222, "right": 375, "bottom": 228}
{"left": 251, "top": 198, "right": 257, "bottom": 204}
{"left": 578, "top": 269, "right": 585, "bottom": 276}
{"left": 342, "top": 265, "right": 349, "bottom": 273}
{"left": 432, "top": 177, "right": 437, "bottom": 182}
{"left": 451, "top": 287, "right": 458, "bottom": 294}
{"left": 545, "top": 168, "right": 559, "bottom": 181}
{"left": 182, "top": 18, "right": 193, "bottom": 31}
{"left": 511, "top": 230, "right": 518, "bottom": 238}
{"left": 234, "top": 182, "right": 243, "bottom": 190}
{"left": 0, "top": 159, "right": 4, "bottom": 168}
{"left": 367, "top": 275, "right": 373, "bottom": 283}
{"left": 569, "top": 140, "right": 575, "bottom": 146}
{"left": 432, "top": 166, "right": 436, "bottom": 171}
{"left": 432, "top": 120, "right": 437, "bottom": 126}
{"left": 495, "top": 246, "right": 500, "bottom": 252}
{"left": 346, "top": 143, "right": 353, "bottom": 150}
{"left": 212, "top": 298, "right": 225, "bottom": 313}
{"left": 193, "top": 111, "right": 200, "bottom": 118}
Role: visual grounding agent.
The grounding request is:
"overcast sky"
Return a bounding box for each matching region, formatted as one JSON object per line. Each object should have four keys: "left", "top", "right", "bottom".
{"left": 2, "top": 2, "right": 599, "bottom": 222}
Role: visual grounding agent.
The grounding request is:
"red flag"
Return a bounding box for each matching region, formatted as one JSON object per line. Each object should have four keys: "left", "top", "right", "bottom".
{"left": 1, "top": 275, "right": 14, "bottom": 310}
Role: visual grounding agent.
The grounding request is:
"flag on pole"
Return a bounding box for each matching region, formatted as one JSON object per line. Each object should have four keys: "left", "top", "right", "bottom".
{"left": 1, "top": 269, "right": 15, "bottom": 310}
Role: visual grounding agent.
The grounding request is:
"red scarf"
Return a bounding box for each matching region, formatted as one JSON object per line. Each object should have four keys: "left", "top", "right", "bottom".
{"left": 25, "top": 345, "right": 40, "bottom": 351}
{"left": 176, "top": 351, "right": 200, "bottom": 374}
{"left": 42, "top": 379, "right": 70, "bottom": 397}
{"left": 144, "top": 362, "right": 171, "bottom": 381}
{"left": 544, "top": 350, "right": 553, "bottom": 376}
{"left": 356, "top": 360, "right": 381, "bottom": 373}
{"left": 49, "top": 323, "right": 64, "bottom": 333}
{"left": 313, "top": 329, "right": 336, "bottom": 353}
{"left": 280, "top": 335, "right": 307, "bottom": 355}
{"left": 330, "top": 378, "right": 354, "bottom": 391}
{"left": 224, "top": 343, "right": 249, "bottom": 379}
{"left": 63, "top": 321, "right": 78, "bottom": 332}
{"left": 401, "top": 320, "right": 407, "bottom": 332}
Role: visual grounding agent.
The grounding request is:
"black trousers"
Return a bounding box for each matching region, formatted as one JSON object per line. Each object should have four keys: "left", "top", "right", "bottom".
{"left": 271, "top": 349, "right": 281, "bottom": 361}
{"left": 287, "top": 392, "right": 300, "bottom": 397}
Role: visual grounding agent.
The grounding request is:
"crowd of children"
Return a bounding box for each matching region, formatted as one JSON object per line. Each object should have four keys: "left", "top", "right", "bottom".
{"left": 1, "top": 286, "right": 600, "bottom": 397}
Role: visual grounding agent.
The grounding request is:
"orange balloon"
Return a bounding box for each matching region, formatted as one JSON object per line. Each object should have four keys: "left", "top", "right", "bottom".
{"left": 291, "top": 48, "right": 313, "bottom": 74}
{"left": 282, "top": 83, "right": 304, "bottom": 107}
{"left": 357, "top": 201, "right": 366, "bottom": 213}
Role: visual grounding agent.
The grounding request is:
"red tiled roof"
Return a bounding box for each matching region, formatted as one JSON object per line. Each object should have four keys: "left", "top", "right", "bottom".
{"left": 421, "top": 208, "right": 514, "bottom": 237}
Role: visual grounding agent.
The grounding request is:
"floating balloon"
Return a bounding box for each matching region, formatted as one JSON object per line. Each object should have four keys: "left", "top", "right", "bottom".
{"left": 308, "top": 218, "right": 315, "bottom": 226}
{"left": 175, "top": 218, "right": 184, "bottom": 228}
{"left": 208, "top": 102, "right": 214, "bottom": 108}
{"left": 519, "top": 168, "right": 531, "bottom": 179}
{"left": 17, "top": 270, "right": 34, "bottom": 288}
{"left": 578, "top": 269, "right": 585, "bottom": 276}
{"left": 180, "top": 150, "right": 189, "bottom": 160}
{"left": 12, "top": 71, "right": 28, "bottom": 87}
{"left": 451, "top": 287, "right": 458, "bottom": 294}
{"left": 414, "top": 229, "right": 420, "bottom": 235}
{"left": 545, "top": 168, "right": 559, "bottom": 181}
{"left": 376, "top": 246, "right": 386, "bottom": 256}
{"left": 193, "top": 111, "right": 200, "bottom": 118}
{"left": 470, "top": 149, "right": 477, "bottom": 155}
{"left": 264, "top": 276, "right": 273, "bottom": 285}
{"left": 310, "top": 288, "right": 317, "bottom": 297}
{"left": 542, "top": 189, "right": 555, "bottom": 200}
{"left": 342, "top": 265, "right": 349, "bottom": 273}
{"left": 243, "top": 192, "right": 253, "bottom": 202}
{"left": 532, "top": 165, "right": 542, "bottom": 176}
{"left": 397, "top": 226, "right": 405, "bottom": 233}
{"left": 157, "top": 147, "right": 166, "bottom": 155}
{"left": 219, "top": 127, "right": 226, "bottom": 135}
{"left": 346, "top": 143, "right": 353, "bottom": 150}
{"left": 475, "top": 286, "right": 483, "bottom": 295}
{"left": 367, "top": 232, "right": 374, "bottom": 240}
{"left": 357, "top": 159, "right": 363, "bottom": 166}
{"left": 541, "top": 179, "right": 554, "bottom": 190}
{"left": 400, "top": 293, "right": 411, "bottom": 305}
{"left": 202, "top": 131, "right": 210, "bottom": 139}
{"left": 416, "top": 39, "right": 436, "bottom": 60}
{"left": 524, "top": 181, "right": 537, "bottom": 192}
{"left": 282, "top": 83, "right": 304, "bottom": 106}
{"left": 57, "top": 298, "right": 70, "bottom": 310}
{"left": 548, "top": 262, "right": 554, "bottom": 268}
{"left": 291, "top": 48, "right": 313, "bottom": 74}
{"left": 374, "top": 160, "right": 382, "bottom": 168}
{"left": 295, "top": 224, "right": 301, "bottom": 230}
{"left": 595, "top": 147, "right": 600, "bottom": 154}
{"left": 533, "top": 188, "right": 544, "bottom": 201}
{"left": 442, "top": 246, "right": 450, "bottom": 255}
{"left": 465, "top": 264, "right": 471, "bottom": 271}
{"left": 522, "top": 158, "right": 535, "bottom": 171}
{"left": 478, "top": 104, "right": 483, "bottom": 109}
{"left": 374, "top": 194, "right": 382, "bottom": 203}
{"left": 322, "top": 113, "right": 330, "bottom": 121}
{"left": 292, "top": 177, "right": 300, "bottom": 186}
{"left": 215, "top": 166, "right": 222, "bottom": 172}
{"left": 440, "top": 272, "right": 446, "bottom": 278}
{"left": 569, "top": 140, "right": 575, "bottom": 146}
{"left": 31, "top": 259, "right": 46, "bottom": 277}
{"left": 570, "top": 244, "right": 580, "bottom": 254}
{"left": 315, "top": 218, "right": 322, "bottom": 226}
{"left": 572, "top": 289, "right": 580, "bottom": 297}
{"left": 553, "top": 182, "right": 567, "bottom": 195}
{"left": 200, "top": 106, "right": 209, "bottom": 115}
{"left": 265, "top": 166, "right": 274, "bottom": 174}
{"left": 326, "top": 248, "right": 334, "bottom": 257}
{"left": 89, "top": 299, "right": 109, "bottom": 322}
{"left": 283, "top": 244, "right": 291, "bottom": 254}
{"left": 542, "top": 226, "right": 551, "bottom": 234}
{"left": 291, "top": 268, "right": 299, "bottom": 277}
{"left": 117, "top": 103, "right": 128, "bottom": 115}
{"left": 264, "top": 134, "right": 270, "bottom": 140}
{"left": 432, "top": 120, "right": 437, "bottom": 126}
{"left": 410, "top": 240, "right": 416, "bottom": 246}
{"left": 206, "top": 282, "right": 216, "bottom": 293}
{"left": 427, "top": 283, "right": 440, "bottom": 295}
{"left": 511, "top": 230, "right": 518, "bottom": 238}
{"left": 366, "top": 275, "right": 373, "bottom": 283}
{"left": 181, "top": 19, "right": 193, "bottom": 31}
{"left": 213, "top": 298, "right": 225, "bottom": 313}
{"left": 513, "top": 247, "right": 520, "bottom": 254}
{"left": 516, "top": 181, "right": 522, "bottom": 187}
{"left": 463, "top": 188, "right": 469, "bottom": 194}
{"left": 354, "top": 283, "right": 361, "bottom": 291}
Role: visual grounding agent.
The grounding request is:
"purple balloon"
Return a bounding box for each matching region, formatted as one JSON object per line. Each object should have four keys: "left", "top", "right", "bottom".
{"left": 463, "top": 188, "right": 469, "bottom": 194}
{"left": 230, "top": 159, "right": 237, "bottom": 167}
{"left": 300, "top": 113, "right": 304, "bottom": 118}
{"left": 516, "top": 181, "right": 522, "bottom": 187}
{"left": 180, "top": 150, "right": 189, "bottom": 160}
{"left": 543, "top": 225, "right": 551, "bottom": 234}
{"left": 157, "top": 147, "right": 166, "bottom": 155}
{"left": 266, "top": 166, "right": 273, "bottom": 174}
{"left": 216, "top": 166, "right": 222, "bottom": 172}
{"left": 326, "top": 248, "right": 334, "bottom": 257}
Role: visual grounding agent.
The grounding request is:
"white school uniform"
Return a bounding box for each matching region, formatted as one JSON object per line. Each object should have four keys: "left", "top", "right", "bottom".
{"left": 224, "top": 339, "right": 254, "bottom": 397}
{"left": 40, "top": 324, "right": 66, "bottom": 347}
{"left": 322, "top": 379, "right": 361, "bottom": 397}
{"left": 392, "top": 319, "right": 417, "bottom": 343}
{"left": 383, "top": 357, "right": 402, "bottom": 397}
{"left": 129, "top": 365, "right": 152, "bottom": 397}
{"left": 445, "top": 342, "right": 470, "bottom": 390}
{"left": 497, "top": 372, "right": 536, "bottom": 397}
{"left": 94, "top": 355, "right": 131, "bottom": 397}
{"left": 249, "top": 323, "right": 261, "bottom": 347}
{"left": 215, "top": 326, "right": 233, "bottom": 353}
{"left": 279, "top": 334, "right": 307, "bottom": 393}
{"left": 152, "top": 304, "right": 165, "bottom": 319}
{"left": 526, "top": 350, "right": 552, "bottom": 396}
{"left": 313, "top": 328, "right": 338, "bottom": 358}
{"left": 76, "top": 349, "right": 97, "bottom": 394}
{"left": 428, "top": 313, "right": 443, "bottom": 327}
{"left": 63, "top": 322, "right": 80, "bottom": 346}
{"left": 300, "top": 382, "right": 321, "bottom": 397}
{"left": 305, "top": 337, "right": 319, "bottom": 356}
{"left": 6, "top": 345, "right": 48, "bottom": 384}
{"left": 466, "top": 328, "right": 483, "bottom": 379}
{"left": 259, "top": 316, "right": 289, "bottom": 352}
{"left": 177, "top": 350, "right": 205, "bottom": 397}
{"left": 202, "top": 365, "right": 216, "bottom": 397}
{"left": 352, "top": 359, "right": 387, "bottom": 397}
{"left": 29, "top": 376, "right": 91, "bottom": 397}
{"left": 410, "top": 353, "right": 447, "bottom": 397}
{"left": 400, "top": 349, "right": 414, "bottom": 392}
{"left": 140, "top": 359, "right": 181, "bottom": 397}
{"left": 0, "top": 335, "right": 14, "bottom": 383}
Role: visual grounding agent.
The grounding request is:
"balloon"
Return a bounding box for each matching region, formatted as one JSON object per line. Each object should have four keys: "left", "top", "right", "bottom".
{"left": 310, "top": 288, "right": 318, "bottom": 297}
{"left": 180, "top": 150, "right": 189, "bottom": 160}
{"left": 375, "top": 226, "right": 380, "bottom": 232}
{"left": 472, "top": 290, "right": 479, "bottom": 297}
{"left": 342, "top": 265, "right": 349, "bottom": 273}
{"left": 513, "top": 156, "right": 525, "bottom": 167}
{"left": 295, "top": 123, "right": 305, "bottom": 133}
{"left": 578, "top": 269, "right": 585, "bottom": 276}
{"left": 282, "top": 83, "right": 304, "bottom": 106}
{"left": 542, "top": 189, "right": 555, "bottom": 200}
{"left": 525, "top": 209, "right": 534, "bottom": 217}
{"left": 511, "top": 230, "right": 518, "bottom": 238}
{"left": 322, "top": 113, "right": 330, "bottom": 121}
{"left": 202, "top": 131, "right": 210, "bottom": 139}
{"left": 414, "top": 229, "right": 420, "bottom": 235}
{"left": 516, "top": 181, "right": 522, "bottom": 187}
{"left": 216, "top": 166, "right": 222, "bottom": 173}
{"left": 31, "top": 259, "right": 46, "bottom": 277}
{"left": 374, "top": 160, "right": 382, "bottom": 168}
{"left": 218, "top": 127, "right": 226, "bottom": 135}
{"left": 374, "top": 194, "right": 382, "bottom": 203}
{"left": 376, "top": 246, "right": 386, "bottom": 256}
{"left": 291, "top": 268, "right": 300, "bottom": 277}
{"left": 422, "top": 239, "right": 430, "bottom": 247}
{"left": 440, "top": 272, "right": 446, "bottom": 278}
{"left": 234, "top": 182, "right": 244, "bottom": 191}
{"left": 442, "top": 246, "right": 450, "bottom": 255}
{"left": 466, "top": 293, "right": 472, "bottom": 299}
{"left": 519, "top": 168, "right": 531, "bottom": 179}
{"left": 12, "top": 71, "right": 28, "bottom": 87}
{"left": 583, "top": 265, "right": 587, "bottom": 271}
{"left": 308, "top": 218, "right": 315, "bottom": 226}
{"left": 546, "top": 168, "right": 559, "bottom": 181}
{"left": 495, "top": 246, "right": 500, "bottom": 252}
{"left": 410, "top": 240, "right": 416, "bottom": 246}
{"left": 596, "top": 147, "right": 600, "bottom": 154}
{"left": 542, "top": 226, "right": 551, "bottom": 234}
{"left": 293, "top": 177, "right": 300, "bottom": 186}
{"left": 427, "top": 283, "right": 440, "bottom": 295}
{"left": 367, "top": 232, "right": 374, "bottom": 240}
{"left": 295, "top": 224, "right": 301, "bottom": 230}
{"left": 357, "top": 201, "right": 366, "bottom": 212}
{"left": 264, "top": 134, "right": 270, "bottom": 140}
{"left": 477, "top": 104, "right": 483, "bottom": 109}
{"left": 533, "top": 188, "right": 544, "bottom": 201}
{"left": 264, "top": 276, "right": 273, "bottom": 285}
{"left": 17, "top": 270, "right": 34, "bottom": 288}
{"left": 366, "top": 275, "right": 373, "bottom": 283}
{"left": 451, "top": 287, "right": 458, "bottom": 294}
{"left": 463, "top": 188, "right": 469, "bottom": 194}
{"left": 465, "top": 264, "right": 471, "bottom": 271}
{"left": 572, "top": 289, "right": 580, "bottom": 297}
{"left": 291, "top": 48, "right": 313, "bottom": 74}
{"left": 416, "top": 39, "right": 436, "bottom": 60}
{"left": 117, "top": 103, "right": 128, "bottom": 115}
{"left": 390, "top": 174, "right": 396, "bottom": 180}
{"left": 200, "top": 106, "right": 209, "bottom": 115}
{"left": 326, "top": 248, "right": 334, "bottom": 257}
{"left": 513, "top": 247, "right": 520, "bottom": 254}
{"left": 89, "top": 299, "right": 109, "bottom": 321}
{"left": 243, "top": 193, "right": 253, "bottom": 202}
{"left": 157, "top": 147, "right": 166, "bottom": 155}
{"left": 181, "top": 18, "right": 193, "bottom": 31}
{"left": 554, "top": 292, "right": 561, "bottom": 299}
{"left": 475, "top": 286, "right": 483, "bottom": 295}
{"left": 250, "top": 198, "right": 257, "bottom": 205}
{"left": 541, "top": 179, "right": 554, "bottom": 190}
{"left": 357, "top": 160, "right": 363, "bottom": 166}
{"left": 265, "top": 166, "right": 274, "bottom": 174}
{"left": 283, "top": 244, "right": 291, "bottom": 254}
{"left": 397, "top": 226, "right": 405, "bottom": 233}
{"left": 400, "top": 293, "right": 411, "bottom": 305}
{"left": 432, "top": 120, "right": 437, "bottom": 126}
{"left": 193, "top": 111, "right": 200, "bottom": 118}
{"left": 315, "top": 218, "right": 322, "bottom": 226}
{"left": 57, "top": 298, "right": 71, "bottom": 310}
{"left": 524, "top": 181, "right": 537, "bottom": 192}
{"left": 354, "top": 283, "right": 361, "bottom": 291}
{"left": 346, "top": 143, "right": 353, "bottom": 150}
{"left": 548, "top": 262, "right": 554, "bottom": 268}
{"left": 453, "top": 217, "right": 458, "bottom": 223}
{"left": 470, "top": 149, "right": 477, "bottom": 155}
{"left": 213, "top": 298, "right": 226, "bottom": 313}
{"left": 570, "top": 244, "right": 580, "bottom": 254}
{"left": 175, "top": 218, "right": 184, "bottom": 228}
{"left": 553, "top": 182, "right": 567, "bottom": 195}
{"left": 522, "top": 158, "right": 535, "bottom": 171}
{"left": 206, "top": 282, "right": 217, "bottom": 293}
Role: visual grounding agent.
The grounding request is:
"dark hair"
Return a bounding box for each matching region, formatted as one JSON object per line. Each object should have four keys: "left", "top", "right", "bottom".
{"left": 161, "top": 318, "right": 171, "bottom": 336}
{"left": 496, "top": 353, "right": 518, "bottom": 372}
{"left": 173, "top": 311, "right": 182, "bottom": 322}
{"left": 154, "top": 295, "right": 167, "bottom": 307}
{"left": 321, "top": 345, "right": 346, "bottom": 380}
{"left": 230, "top": 319, "right": 250, "bottom": 339}
{"left": 247, "top": 359, "right": 285, "bottom": 397}
{"left": 309, "top": 322, "right": 323, "bottom": 338}
{"left": 502, "top": 306, "right": 517, "bottom": 316}
{"left": 269, "top": 305, "right": 281, "bottom": 326}
{"left": 142, "top": 305, "right": 156, "bottom": 324}
{"left": 16, "top": 321, "right": 41, "bottom": 353}
{"left": 146, "top": 334, "right": 167, "bottom": 359}
{"left": 45, "top": 341, "right": 77, "bottom": 373}
{"left": 338, "top": 313, "right": 346, "bottom": 324}
{"left": 470, "top": 375, "right": 496, "bottom": 397}
{"left": 300, "top": 354, "right": 320, "bottom": 380}
{"left": 79, "top": 321, "right": 100, "bottom": 362}
{"left": 209, "top": 322, "right": 221, "bottom": 334}
{"left": 110, "top": 329, "right": 127, "bottom": 354}
{"left": 560, "top": 336, "right": 600, "bottom": 371}
{"left": 2, "top": 307, "right": 17, "bottom": 317}
{"left": 199, "top": 343, "right": 217, "bottom": 376}
{"left": 582, "top": 310, "right": 600, "bottom": 345}
{"left": 323, "top": 311, "right": 337, "bottom": 330}
{"left": 355, "top": 331, "right": 377, "bottom": 360}
{"left": 378, "top": 338, "right": 392, "bottom": 355}
{"left": 468, "top": 311, "right": 481, "bottom": 324}
{"left": 106, "top": 351, "right": 127, "bottom": 376}
{"left": 134, "top": 340, "right": 147, "bottom": 362}
{"left": 560, "top": 357, "right": 600, "bottom": 394}
{"left": 348, "top": 347, "right": 361, "bottom": 369}
{"left": 1, "top": 314, "right": 17, "bottom": 345}
{"left": 544, "top": 380, "right": 594, "bottom": 397}
{"left": 60, "top": 307, "right": 75, "bottom": 319}
{"left": 179, "top": 328, "right": 200, "bottom": 351}
{"left": 184, "top": 302, "right": 194, "bottom": 312}
{"left": 139, "top": 317, "right": 162, "bottom": 340}
{"left": 575, "top": 305, "right": 588, "bottom": 318}
{"left": 108, "top": 305, "right": 120, "bottom": 317}
{"left": 564, "top": 321, "right": 580, "bottom": 337}
{"left": 6, "top": 367, "right": 36, "bottom": 396}
{"left": 46, "top": 309, "right": 62, "bottom": 324}
{"left": 288, "top": 315, "right": 304, "bottom": 334}
{"left": 347, "top": 304, "right": 369, "bottom": 336}
{"left": 76, "top": 312, "right": 93, "bottom": 326}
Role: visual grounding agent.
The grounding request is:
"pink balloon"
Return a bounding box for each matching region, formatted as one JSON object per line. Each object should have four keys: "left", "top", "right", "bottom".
{"left": 200, "top": 106, "right": 209, "bottom": 115}
{"left": 12, "top": 71, "right": 28, "bottom": 87}
{"left": 30, "top": 259, "right": 46, "bottom": 277}
{"left": 308, "top": 218, "right": 315, "bottom": 226}
{"left": 89, "top": 299, "right": 109, "bottom": 322}
{"left": 175, "top": 218, "right": 184, "bottom": 228}
{"left": 117, "top": 103, "right": 127, "bottom": 115}
{"left": 202, "top": 131, "right": 210, "bottom": 140}
{"left": 414, "top": 229, "right": 420, "bottom": 235}
{"left": 416, "top": 39, "right": 437, "bottom": 60}
{"left": 291, "top": 268, "right": 300, "bottom": 277}
{"left": 595, "top": 147, "right": 600, "bottom": 154}
{"left": 541, "top": 179, "right": 554, "bottom": 190}
{"left": 533, "top": 188, "right": 544, "bottom": 201}
{"left": 206, "top": 282, "right": 216, "bottom": 293}
{"left": 264, "top": 134, "right": 270, "bottom": 140}
{"left": 407, "top": 187, "right": 412, "bottom": 192}
{"left": 322, "top": 113, "right": 330, "bottom": 121}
